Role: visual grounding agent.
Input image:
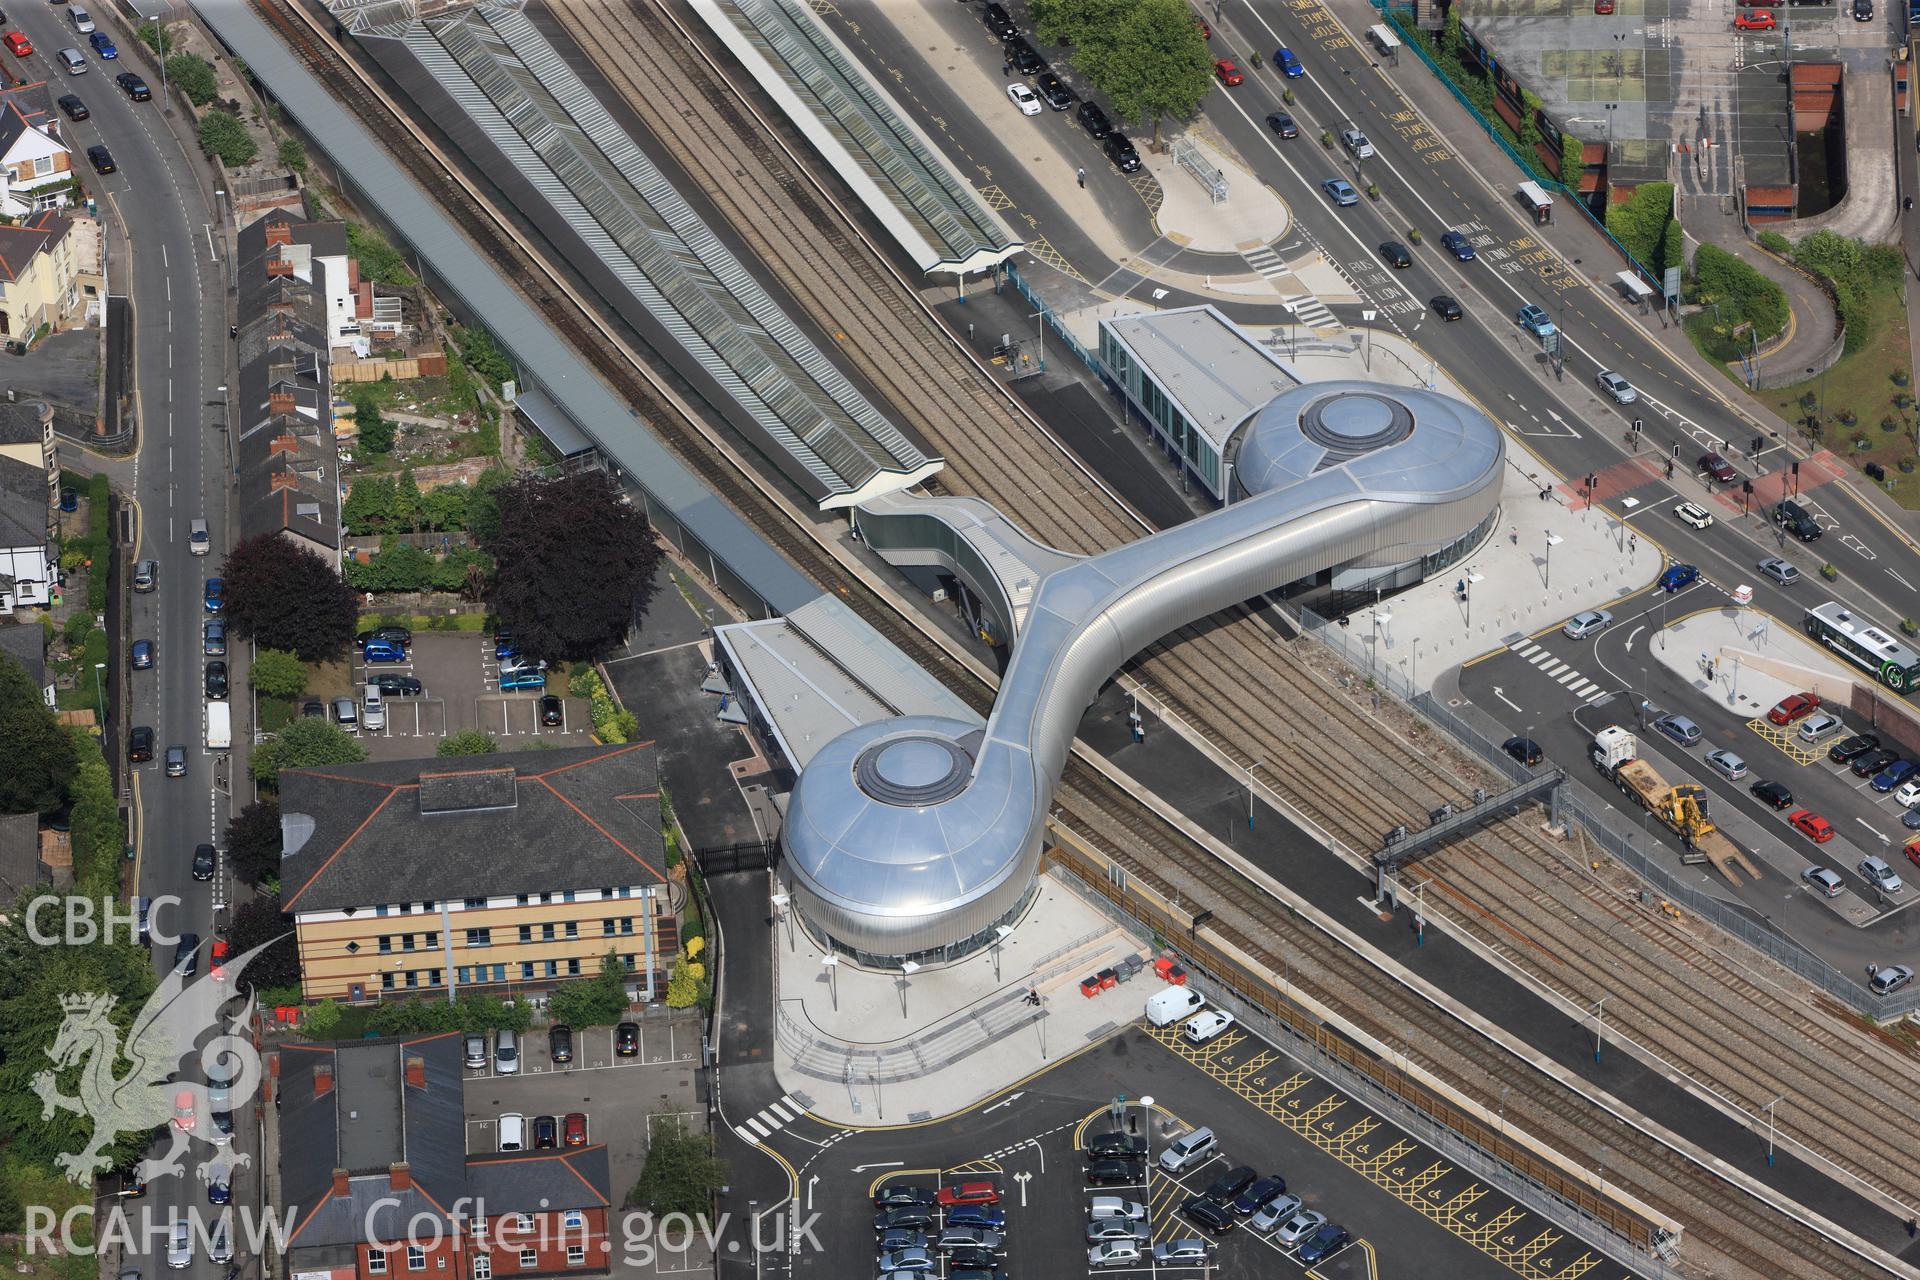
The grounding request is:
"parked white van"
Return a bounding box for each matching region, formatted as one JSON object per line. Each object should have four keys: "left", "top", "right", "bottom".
{"left": 1144, "top": 986, "right": 1204, "bottom": 1027}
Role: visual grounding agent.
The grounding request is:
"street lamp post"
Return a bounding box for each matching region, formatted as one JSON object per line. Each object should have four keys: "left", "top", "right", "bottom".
{"left": 1544, "top": 532, "right": 1564, "bottom": 588}
{"left": 1763, "top": 1096, "right": 1782, "bottom": 1166}
{"left": 897, "top": 959, "right": 920, "bottom": 1019}
{"left": 1245, "top": 760, "right": 1262, "bottom": 829}
{"left": 1464, "top": 570, "right": 1482, "bottom": 630}
{"left": 92, "top": 661, "right": 106, "bottom": 724}
{"left": 1029, "top": 308, "right": 1046, "bottom": 373}
{"left": 1360, "top": 309, "right": 1377, "bottom": 371}
{"left": 821, "top": 954, "right": 839, "bottom": 1011}
{"left": 151, "top": 16, "right": 167, "bottom": 106}
{"left": 992, "top": 924, "right": 1013, "bottom": 982}
{"left": 771, "top": 893, "right": 792, "bottom": 951}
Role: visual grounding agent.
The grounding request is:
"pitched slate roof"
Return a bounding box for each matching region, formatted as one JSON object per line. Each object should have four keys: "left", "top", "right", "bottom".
{"left": 0, "top": 399, "right": 51, "bottom": 447}
{"left": 0, "top": 618, "right": 45, "bottom": 687}
{"left": 279, "top": 743, "right": 666, "bottom": 913}
{"left": 465, "top": 1146, "right": 612, "bottom": 1213}
{"left": 0, "top": 454, "right": 47, "bottom": 547}
{"left": 0, "top": 211, "right": 68, "bottom": 282}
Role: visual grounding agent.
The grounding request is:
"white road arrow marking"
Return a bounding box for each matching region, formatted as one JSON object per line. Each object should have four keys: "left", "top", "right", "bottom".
{"left": 1491, "top": 686, "right": 1524, "bottom": 713}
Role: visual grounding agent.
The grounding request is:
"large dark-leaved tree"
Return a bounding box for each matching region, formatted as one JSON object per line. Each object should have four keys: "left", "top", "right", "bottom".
{"left": 482, "top": 471, "right": 661, "bottom": 662}
{"left": 222, "top": 894, "right": 299, "bottom": 993}
{"left": 221, "top": 534, "right": 358, "bottom": 662}
{"left": 225, "top": 798, "right": 282, "bottom": 888}
{"left": 0, "top": 652, "right": 74, "bottom": 814}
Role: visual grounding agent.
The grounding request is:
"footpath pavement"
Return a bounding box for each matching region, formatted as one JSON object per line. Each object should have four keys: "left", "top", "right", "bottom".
{"left": 1687, "top": 198, "right": 1841, "bottom": 388}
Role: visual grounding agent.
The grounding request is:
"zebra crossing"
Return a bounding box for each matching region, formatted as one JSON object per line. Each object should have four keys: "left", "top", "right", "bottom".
{"left": 733, "top": 1094, "right": 800, "bottom": 1145}
{"left": 1281, "top": 293, "right": 1338, "bottom": 328}
{"left": 1508, "top": 638, "right": 1607, "bottom": 702}
{"left": 1240, "top": 245, "right": 1338, "bottom": 329}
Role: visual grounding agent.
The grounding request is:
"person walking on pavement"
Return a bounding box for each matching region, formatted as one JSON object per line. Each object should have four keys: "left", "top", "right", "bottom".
{"left": 1628, "top": 533, "right": 1637, "bottom": 555}
{"left": 1077, "top": 167, "right": 1086, "bottom": 188}
{"left": 1510, "top": 526, "right": 1518, "bottom": 545}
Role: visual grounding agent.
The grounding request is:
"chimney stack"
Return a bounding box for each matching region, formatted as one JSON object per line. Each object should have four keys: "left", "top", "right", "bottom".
{"left": 389, "top": 1163, "right": 412, "bottom": 1192}
{"left": 404, "top": 1056, "right": 426, "bottom": 1089}
{"left": 331, "top": 1168, "right": 350, "bottom": 1197}
{"left": 314, "top": 1063, "right": 334, "bottom": 1098}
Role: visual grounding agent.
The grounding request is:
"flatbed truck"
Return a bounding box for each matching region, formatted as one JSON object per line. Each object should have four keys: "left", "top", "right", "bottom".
{"left": 1590, "top": 726, "right": 1760, "bottom": 885}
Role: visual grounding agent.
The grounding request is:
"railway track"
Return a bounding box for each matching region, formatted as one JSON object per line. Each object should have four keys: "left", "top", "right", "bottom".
{"left": 255, "top": 1, "right": 1907, "bottom": 1273}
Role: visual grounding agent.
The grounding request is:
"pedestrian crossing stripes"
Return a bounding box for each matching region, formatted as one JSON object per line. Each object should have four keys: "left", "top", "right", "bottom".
{"left": 1243, "top": 245, "right": 1288, "bottom": 278}
{"left": 732, "top": 1094, "right": 800, "bottom": 1145}
{"left": 1281, "top": 293, "right": 1338, "bottom": 329}
{"left": 1510, "top": 640, "right": 1605, "bottom": 701}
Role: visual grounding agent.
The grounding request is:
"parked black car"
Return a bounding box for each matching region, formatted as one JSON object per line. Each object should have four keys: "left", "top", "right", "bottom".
{"left": 533, "top": 1114, "right": 558, "bottom": 1149}
{"left": 548, "top": 1024, "right": 573, "bottom": 1063}
{"left": 1077, "top": 100, "right": 1113, "bottom": 139}
{"left": 58, "top": 93, "right": 87, "bottom": 120}
{"left": 1851, "top": 749, "right": 1899, "bottom": 779}
{"left": 1104, "top": 132, "right": 1141, "bottom": 173}
{"left": 204, "top": 660, "right": 228, "bottom": 700}
{"left": 1828, "top": 733, "right": 1881, "bottom": 764}
{"left": 1203, "top": 1166, "right": 1257, "bottom": 1205}
{"left": 1182, "top": 1196, "right": 1237, "bottom": 1233}
{"left": 981, "top": 1, "right": 1016, "bottom": 40}
{"left": 871, "top": 1185, "right": 937, "bottom": 1210}
{"left": 1084, "top": 1157, "right": 1146, "bottom": 1185}
{"left": 615, "top": 1021, "right": 639, "bottom": 1056}
{"left": 1034, "top": 70, "right": 1074, "bottom": 111}
{"left": 1748, "top": 779, "right": 1794, "bottom": 810}
{"left": 1007, "top": 36, "right": 1046, "bottom": 76}
{"left": 129, "top": 725, "right": 154, "bottom": 762}
{"left": 1264, "top": 111, "right": 1298, "bottom": 138}
{"left": 115, "top": 71, "right": 150, "bottom": 101}
{"left": 1084, "top": 1130, "right": 1147, "bottom": 1159}
{"left": 191, "top": 843, "right": 215, "bottom": 882}
{"left": 376, "top": 674, "right": 423, "bottom": 696}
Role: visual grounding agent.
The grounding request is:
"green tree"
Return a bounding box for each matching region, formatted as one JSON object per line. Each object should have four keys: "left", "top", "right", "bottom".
{"left": 431, "top": 547, "right": 493, "bottom": 596}
{"left": 250, "top": 717, "right": 367, "bottom": 784}
{"left": 250, "top": 648, "right": 308, "bottom": 699}
{"left": 302, "top": 999, "right": 342, "bottom": 1038}
{"left": 278, "top": 136, "right": 307, "bottom": 174}
{"left": 665, "top": 955, "right": 699, "bottom": 1009}
{"left": 1031, "top": 0, "right": 1141, "bottom": 46}
{"left": 225, "top": 798, "right": 282, "bottom": 887}
{"left": 352, "top": 387, "right": 395, "bottom": 456}
{"left": 627, "top": 1115, "right": 729, "bottom": 1219}
{"left": 547, "top": 954, "right": 630, "bottom": 1027}
{"left": 222, "top": 533, "right": 358, "bottom": 661}
{"left": 137, "top": 21, "right": 175, "bottom": 56}
{"left": 394, "top": 471, "right": 424, "bottom": 532}
{"left": 452, "top": 324, "right": 514, "bottom": 390}
{"left": 0, "top": 652, "right": 75, "bottom": 815}
{"left": 166, "top": 54, "right": 218, "bottom": 107}
{"left": 346, "top": 223, "right": 416, "bottom": 287}
{"left": 196, "top": 111, "right": 257, "bottom": 166}
{"left": 343, "top": 475, "right": 398, "bottom": 534}
{"left": 1078, "top": 0, "right": 1212, "bottom": 147}
{"left": 421, "top": 487, "right": 469, "bottom": 532}
{"left": 436, "top": 730, "right": 498, "bottom": 757}
{"left": 465, "top": 468, "right": 513, "bottom": 544}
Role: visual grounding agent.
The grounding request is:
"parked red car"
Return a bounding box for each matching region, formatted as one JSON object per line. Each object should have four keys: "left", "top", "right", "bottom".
{"left": 937, "top": 1180, "right": 1001, "bottom": 1207}
{"left": 1733, "top": 11, "right": 1777, "bottom": 29}
{"left": 1214, "top": 59, "right": 1243, "bottom": 86}
{"left": 563, "top": 1112, "right": 588, "bottom": 1147}
{"left": 1790, "top": 810, "right": 1836, "bottom": 844}
{"left": 1767, "top": 692, "right": 1821, "bottom": 726}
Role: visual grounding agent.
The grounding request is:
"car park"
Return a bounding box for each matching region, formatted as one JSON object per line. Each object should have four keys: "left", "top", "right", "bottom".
{"left": 164, "top": 744, "right": 187, "bottom": 777}
{"left": 1791, "top": 810, "right": 1836, "bottom": 843}
{"left": 1851, "top": 748, "right": 1899, "bottom": 778}
{"left": 943, "top": 1205, "right": 1004, "bottom": 1230}
{"left": 1801, "top": 866, "right": 1844, "bottom": 897}
{"left": 1595, "top": 369, "right": 1637, "bottom": 403}
{"left": 1340, "top": 127, "right": 1374, "bottom": 158}
{"left": 1756, "top": 555, "right": 1799, "bottom": 585}
{"left": 1705, "top": 749, "right": 1747, "bottom": 781}
{"left": 1274, "top": 45, "right": 1304, "bottom": 75}
{"left": 1672, "top": 501, "right": 1713, "bottom": 529}
{"left": 116, "top": 71, "right": 149, "bottom": 99}
{"left": 874, "top": 1207, "right": 934, "bottom": 1234}
{"left": 1265, "top": 111, "right": 1298, "bottom": 137}
{"left": 1797, "top": 712, "right": 1843, "bottom": 744}
{"left": 1562, "top": 608, "right": 1612, "bottom": 639}
{"left": 1213, "top": 58, "right": 1243, "bottom": 85}
{"left": 1088, "top": 1196, "right": 1146, "bottom": 1221}
{"left": 1869, "top": 964, "right": 1913, "bottom": 994}
{"left": 1502, "top": 736, "right": 1543, "bottom": 766}
{"left": 1826, "top": 733, "right": 1880, "bottom": 765}
{"left": 1858, "top": 855, "right": 1904, "bottom": 898}
{"left": 615, "top": 1021, "right": 639, "bottom": 1055}
{"left": 191, "top": 843, "right": 215, "bottom": 882}
{"left": 1768, "top": 692, "right": 1821, "bottom": 725}
{"left": 1182, "top": 1009, "right": 1235, "bottom": 1043}
{"left": 1077, "top": 100, "right": 1112, "bottom": 139}
{"left": 1248, "top": 1191, "right": 1302, "bottom": 1232}
{"left": 1655, "top": 714, "right": 1701, "bottom": 746}
{"left": 1658, "top": 563, "right": 1699, "bottom": 592}
{"left": 1322, "top": 177, "right": 1358, "bottom": 206}
{"left": 1154, "top": 1239, "right": 1217, "bottom": 1265}
{"left": 86, "top": 143, "right": 113, "bottom": 173}
{"left": 1103, "top": 132, "right": 1140, "bottom": 172}
{"left": 1181, "top": 1196, "right": 1236, "bottom": 1233}
{"left": 132, "top": 639, "right": 153, "bottom": 669}
{"left": 1750, "top": 779, "right": 1794, "bottom": 809}
{"left": 1378, "top": 240, "right": 1412, "bottom": 268}
{"left": 205, "top": 661, "right": 228, "bottom": 699}
{"left": 1087, "top": 1240, "right": 1142, "bottom": 1268}
{"left": 1084, "top": 1157, "right": 1146, "bottom": 1184}
{"left": 1872, "top": 760, "right": 1918, "bottom": 793}
{"left": 1006, "top": 82, "right": 1040, "bottom": 116}
{"left": 1034, "top": 71, "right": 1073, "bottom": 110}
{"left": 1297, "top": 1223, "right": 1353, "bottom": 1263}
{"left": 1515, "top": 304, "right": 1554, "bottom": 338}
{"left": 1430, "top": 294, "right": 1462, "bottom": 320}
{"left": 58, "top": 93, "right": 87, "bottom": 119}
{"left": 1439, "top": 229, "right": 1475, "bottom": 260}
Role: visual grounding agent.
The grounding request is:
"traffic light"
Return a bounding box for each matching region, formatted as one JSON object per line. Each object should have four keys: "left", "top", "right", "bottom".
{"left": 1752, "top": 435, "right": 1764, "bottom": 455}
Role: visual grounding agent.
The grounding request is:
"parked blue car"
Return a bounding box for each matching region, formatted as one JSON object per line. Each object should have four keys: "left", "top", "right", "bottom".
{"left": 1658, "top": 563, "right": 1700, "bottom": 592}
{"left": 203, "top": 577, "right": 224, "bottom": 613}
{"left": 1273, "top": 45, "right": 1304, "bottom": 76}
{"left": 500, "top": 670, "right": 547, "bottom": 691}
{"left": 944, "top": 1205, "right": 1005, "bottom": 1231}
{"left": 1872, "top": 759, "right": 1918, "bottom": 793}
{"left": 363, "top": 638, "right": 407, "bottom": 664}
{"left": 88, "top": 31, "right": 116, "bottom": 58}
{"left": 1297, "top": 1223, "right": 1352, "bottom": 1264}
{"left": 1440, "top": 230, "right": 1476, "bottom": 261}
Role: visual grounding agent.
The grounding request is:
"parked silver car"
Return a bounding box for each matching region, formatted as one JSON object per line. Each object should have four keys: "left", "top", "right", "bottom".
{"left": 1704, "top": 748, "right": 1747, "bottom": 781}
{"left": 1562, "top": 609, "right": 1613, "bottom": 640}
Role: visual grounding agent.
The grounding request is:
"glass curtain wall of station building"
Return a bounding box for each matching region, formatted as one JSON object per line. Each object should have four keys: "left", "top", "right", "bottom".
{"left": 1099, "top": 327, "right": 1226, "bottom": 500}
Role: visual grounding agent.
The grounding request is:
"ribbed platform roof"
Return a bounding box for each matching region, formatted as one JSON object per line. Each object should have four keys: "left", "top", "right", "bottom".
{"left": 690, "top": 0, "right": 1022, "bottom": 277}
{"left": 195, "top": 0, "right": 816, "bottom": 615}
{"left": 337, "top": 0, "right": 941, "bottom": 509}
